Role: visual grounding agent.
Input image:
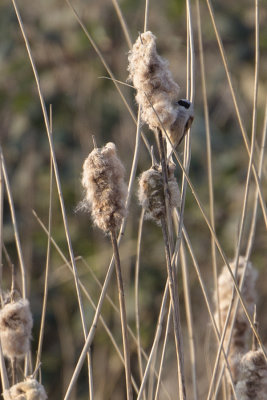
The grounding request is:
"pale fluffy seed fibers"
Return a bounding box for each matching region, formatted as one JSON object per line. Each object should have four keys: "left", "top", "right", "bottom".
{"left": 81, "top": 142, "right": 127, "bottom": 232}
{"left": 138, "top": 162, "right": 180, "bottom": 223}
{"left": 3, "top": 379, "right": 47, "bottom": 400}
{"left": 0, "top": 298, "right": 33, "bottom": 359}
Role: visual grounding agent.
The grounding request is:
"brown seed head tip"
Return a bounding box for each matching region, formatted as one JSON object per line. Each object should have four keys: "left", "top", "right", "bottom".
{"left": 235, "top": 350, "right": 267, "bottom": 400}
{"left": 3, "top": 378, "right": 47, "bottom": 400}
{"left": 215, "top": 257, "right": 258, "bottom": 383}
{"left": 138, "top": 162, "right": 180, "bottom": 223}
{"left": 0, "top": 298, "right": 33, "bottom": 359}
{"left": 81, "top": 142, "right": 127, "bottom": 232}
{"left": 128, "top": 31, "right": 180, "bottom": 132}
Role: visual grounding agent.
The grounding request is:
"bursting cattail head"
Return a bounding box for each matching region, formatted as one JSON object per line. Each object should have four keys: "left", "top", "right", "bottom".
{"left": 81, "top": 142, "right": 127, "bottom": 233}
{"left": 0, "top": 297, "right": 33, "bottom": 360}
{"left": 138, "top": 162, "right": 180, "bottom": 224}
{"left": 3, "top": 378, "right": 47, "bottom": 400}
{"left": 215, "top": 257, "right": 258, "bottom": 382}
{"left": 128, "top": 31, "right": 180, "bottom": 132}
{"left": 128, "top": 32, "right": 193, "bottom": 152}
{"left": 235, "top": 350, "right": 267, "bottom": 399}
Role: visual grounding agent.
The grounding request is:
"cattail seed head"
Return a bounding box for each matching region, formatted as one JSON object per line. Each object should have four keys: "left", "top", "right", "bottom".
{"left": 215, "top": 257, "right": 258, "bottom": 382}
{"left": 81, "top": 142, "right": 127, "bottom": 233}
{"left": 0, "top": 297, "right": 33, "bottom": 359}
{"left": 235, "top": 350, "right": 267, "bottom": 399}
{"left": 128, "top": 31, "right": 180, "bottom": 132}
{"left": 3, "top": 378, "right": 47, "bottom": 400}
{"left": 138, "top": 162, "right": 180, "bottom": 223}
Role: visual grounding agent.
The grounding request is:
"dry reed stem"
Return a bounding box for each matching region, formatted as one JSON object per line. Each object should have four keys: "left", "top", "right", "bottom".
{"left": 171, "top": 148, "right": 266, "bottom": 358}
{"left": 81, "top": 139, "right": 132, "bottom": 399}
{"left": 65, "top": 0, "right": 264, "bottom": 354}
{"left": 207, "top": 2, "right": 261, "bottom": 395}
{"left": 63, "top": 108, "right": 143, "bottom": 400}
{"left": 245, "top": 102, "right": 267, "bottom": 260}
{"left": 205, "top": 0, "right": 267, "bottom": 229}
{"left": 0, "top": 155, "right": 3, "bottom": 303}
{"left": 157, "top": 129, "right": 186, "bottom": 400}
{"left": 196, "top": 0, "right": 219, "bottom": 331}
{"left": 173, "top": 210, "right": 238, "bottom": 398}
{"left": 161, "top": 216, "right": 186, "bottom": 400}
{"left": 137, "top": 282, "right": 169, "bottom": 400}
{"left": 214, "top": 103, "right": 267, "bottom": 396}
{"left": 68, "top": 0, "right": 266, "bottom": 324}
{"left": 110, "top": 230, "right": 133, "bottom": 400}
{"left": 35, "top": 105, "right": 53, "bottom": 375}
{"left": 134, "top": 209, "right": 146, "bottom": 399}
{"left": 0, "top": 340, "right": 9, "bottom": 391}
{"left": 0, "top": 151, "right": 26, "bottom": 300}
{"left": 34, "top": 211, "right": 170, "bottom": 398}
{"left": 10, "top": 0, "right": 94, "bottom": 389}
{"left": 137, "top": 89, "right": 263, "bottom": 357}
{"left": 65, "top": 0, "right": 151, "bottom": 154}
{"left": 180, "top": 242, "right": 198, "bottom": 400}
{"left": 154, "top": 300, "right": 172, "bottom": 400}
{"left": 207, "top": 257, "right": 258, "bottom": 400}
{"left": 111, "top": 0, "right": 132, "bottom": 48}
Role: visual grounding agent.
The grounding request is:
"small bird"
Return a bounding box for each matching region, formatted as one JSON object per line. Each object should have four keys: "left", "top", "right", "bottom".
{"left": 166, "top": 99, "right": 194, "bottom": 158}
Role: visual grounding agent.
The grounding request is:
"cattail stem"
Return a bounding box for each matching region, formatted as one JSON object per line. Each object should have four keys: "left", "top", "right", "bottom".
{"left": 161, "top": 217, "right": 186, "bottom": 400}
{"left": 157, "top": 128, "right": 186, "bottom": 400}
{"left": 0, "top": 155, "right": 3, "bottom": 306}
{"left": 154, "top": 300, "right": 172, "bottom": 400}
{"left": 11, "top": 358, "right": 17, "bottom": 386}
{"left": 110, "top": 229, "right": 133, "bottom": 400}
{"left": 0, "top": 341, "right": 9, "bottom": 391}
{"left": 135, "top": 209, "right": 146, "bottom": 400}
{"left": 252, "top": 305, "right": 258, "bottom": 351}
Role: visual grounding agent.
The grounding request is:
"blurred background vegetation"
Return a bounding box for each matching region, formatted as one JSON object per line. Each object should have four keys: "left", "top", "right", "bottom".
{"left": 1, "top": 0, "right": 266, "bottom": 398}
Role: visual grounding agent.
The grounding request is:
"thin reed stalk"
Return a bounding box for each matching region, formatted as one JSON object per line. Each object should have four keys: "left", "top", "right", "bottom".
{"left": 35, "top": 105, "right": 53, "bottom": 376}
{"left": 154, "top": 301, "right": 172, "bottom": 400}
{"left": 0, "top": 150, "right": 27, "bottom": 299}
{"left": 0, "top": 341, "right": 9, "bottom": 392}
{"left": 207, "top": 2, "right": 261, "bottom": 395}
{"left": 213, "top": 102, "right": 267, "bottom": 399}
{"left": 110, "top": 229, "right": 133, "bottom": 400}
{"left": 135, "top": 208, "right": 146, "bottom": 398}
{"left": 65, "top": 0, "right": 151, "bottom": 154}
{"left": 180, "top": 242, "right": 198, "bottom": 400}
{"left": 205, "top": 0, "right": 267, "bottom": 228}
{"left": 111, "top": 0, "right": 132, "bottom": 48}
{"left": 62, "top": 90, "right": 143, "bottom": 399}
{"left": 158, "top": 129, "right": 186, "bottom": 400}
{"left": 174, "top": 209, "right": 238, "bottom": 398}
{"left": 10, "top": 0, "right": 93, "bottom": 390}
{"left": 33, "top": 210, "right": 171, "bottom": 399}
{"left": 0, "top": 156, "right": 3, "bottom": 304}
{"left": 137, "top": 282, "right": 169, "bottom": 400}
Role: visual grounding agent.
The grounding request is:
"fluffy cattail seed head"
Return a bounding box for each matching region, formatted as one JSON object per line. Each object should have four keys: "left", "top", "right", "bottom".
{"left": 128, "top": 31, "right": 180, "bottom": 132}
{"left": 3, "top": 378, "right": 47, "bottom": 400}
{"left": 235, "top": 350, "right": 267, "bottom": 399}
{"left": 81, "top": 142, "right": 127, "bottom": 233}
{"left": 138, "top": 162, "right": 180, "bottom": 223}
{"left": 0, "top": 297, "right": 33, "bottom": 359}
{"left": 215, "top": 257, "right": 258, "bottom": 382}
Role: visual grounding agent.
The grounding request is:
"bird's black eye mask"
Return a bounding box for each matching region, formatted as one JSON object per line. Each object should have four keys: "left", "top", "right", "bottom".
{"left": 177, "top": 99, "right": 190, "bottom": 109}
